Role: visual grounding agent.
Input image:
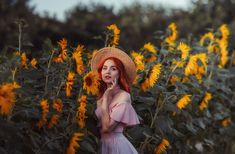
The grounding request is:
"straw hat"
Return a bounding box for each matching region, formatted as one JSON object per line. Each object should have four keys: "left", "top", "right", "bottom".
{"left": 91, "top": 47, "right": 136, "bottom": 84}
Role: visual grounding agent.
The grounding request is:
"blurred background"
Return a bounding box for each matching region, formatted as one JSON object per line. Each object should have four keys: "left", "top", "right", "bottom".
{"left": 1, "top": 0, "right": 235, "bottom": 53}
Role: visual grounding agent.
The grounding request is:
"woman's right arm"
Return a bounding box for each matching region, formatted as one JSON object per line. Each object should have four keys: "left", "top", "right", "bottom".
{"left": 100, "top": 97, "right": 119, "bottom": 133}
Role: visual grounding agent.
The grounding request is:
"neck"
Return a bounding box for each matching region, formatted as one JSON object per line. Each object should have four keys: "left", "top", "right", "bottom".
{"left": 108, "top": 84, "right": 121, "bottom": 97}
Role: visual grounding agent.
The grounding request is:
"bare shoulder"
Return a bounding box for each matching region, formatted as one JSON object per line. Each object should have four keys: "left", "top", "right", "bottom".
{"left": 117, "top": 90, "right": 131, "bottom": 104}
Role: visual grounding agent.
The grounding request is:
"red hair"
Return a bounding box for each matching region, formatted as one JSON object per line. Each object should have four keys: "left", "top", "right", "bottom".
{"left": 97, "top": 57, "right": 130, "bottom": 99}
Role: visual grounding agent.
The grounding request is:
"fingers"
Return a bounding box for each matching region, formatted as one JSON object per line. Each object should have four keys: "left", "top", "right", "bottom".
{"left": 112, "top": 78, "right": 117, "bottom": 87}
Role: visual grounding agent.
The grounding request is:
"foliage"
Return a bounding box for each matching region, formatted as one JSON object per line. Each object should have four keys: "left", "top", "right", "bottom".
{"left": 0, "top": 21, "right": 235, "bottom": 154}
{"left": 2, "top": 0, "right": 235, "bottom": 53}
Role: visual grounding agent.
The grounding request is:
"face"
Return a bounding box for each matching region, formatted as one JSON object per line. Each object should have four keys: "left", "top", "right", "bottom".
{"left": 101, "top": 59, "right": 119, "bottom": 84}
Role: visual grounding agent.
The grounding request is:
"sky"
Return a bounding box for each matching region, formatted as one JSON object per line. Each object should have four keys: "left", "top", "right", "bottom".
{"left": 29, "top": 0, "right": 192, "bottom": 21}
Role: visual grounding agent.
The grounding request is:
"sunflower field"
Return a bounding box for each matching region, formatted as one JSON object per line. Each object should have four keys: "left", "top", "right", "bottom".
{"left": 0, "top": 21, "right": 235, "bottom": 154}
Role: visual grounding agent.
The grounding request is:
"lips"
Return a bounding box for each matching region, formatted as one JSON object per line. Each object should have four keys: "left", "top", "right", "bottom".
{"left": 105, "top": 76, "right": 111, "bottom": 79}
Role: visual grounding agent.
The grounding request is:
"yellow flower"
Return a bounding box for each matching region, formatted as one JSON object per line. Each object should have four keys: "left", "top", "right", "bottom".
{"left": 67, "top": 132, "right": 84, "bottom": 154}
{"left": 176, "top": 95, "right": 191, "bottom": 110}
{"left": 140, "top": 78, "right": 150, "bottom": 92}
{"left": 21, "top": 52, "right": 28, "bottom": 69}
{"left": 177, "top": 42, "right": 190, "bottom": 60}
{"left": 76, "top": 95, "right": 87, "bottom": 128}
{"left": 107, "top": 24, "right": 120, "bottom": 47}
{"left": 216, "top": 24, "right": 229, "bottom": 68}
{"left": 143, "top": 42, "right": 157, "bottom": 53}
{"left": 52, "top": 99, "right": 63, "bottom": 113}
{"left": 59, "top": 38, "right": 68, "bottom": 60}
{"left": 182, "top": 76, "right": 190, "bottom": 83}
{"left": 48, "top": 114, "right": 59, "bottom": 129}
{"left": 141, "top": 64, "right": 161, "bottom": 91}
{"left": 199, "top": 92, "right": 212, "bottom": 111}
{"left": 131, "top": 51, "right": 145, "bottom": 71}
{"left": 221, "top": 118, "right": 231, "bottom": 127}
{"left": 169, "top": 75, "right": 179, "bottom": 85}
{"left": 66, "top": 72, "right": 76, "bottom": 97}
{"left": 30, "top": 58, "right": 37, "bottom": 68}
{"left": 172, "top": 59, "right": 185, "bottom": 68}
{"left": 184, "top": 56, "right": 196, "bottom": 76}
{"left": 218, "top": 39, "right": 228, "bottom": 68}
{"left": 53, "top": 54, "right": 63, "bottom": 63}
{"left": 37, "top": 99, "right": 49, "bottom": 128}
{"left": 184, "top": 53, "right": 207, "bottom": 81}
{"left": 0, "top": 82, "right": 20, "bottom": 115}
{"left": 75, "top": 44, "right": 85, "bottom": 53}
{"left": 133, "top": 74, "right": 139, "bottom": 85}
{"left": 200, "top": 32, "right": 214, "bottom": 46}
{"left": 88, "top": 49, "right": 98, "bottom": 59}
{"left": 149, "top": 64, "right": 162, "bottom": 87}
{"left": 208, "top": 44, "right": 219, "bottom": 53}
{"left": 73, "top": 49, "right": 85, "bottom": 75}
{"left": 165, "top": 22, "right": 178, "bottom": 46}
{"left": 219, "top": 24, "right": 229, "bottom": 41}
{"left": 15, "top": 51, "right": 21, "bottom": 56}
{"left": 83, "top": 71, "right": 100, "bottom": 95}
{"left": 154, "top": 138, "right": 170, "bottom": 154}
{"left": 53, "top": 38, "right": 68, "bottom": 63}
{"left": 146, "top": 55, "right": 157, "bottom": 63}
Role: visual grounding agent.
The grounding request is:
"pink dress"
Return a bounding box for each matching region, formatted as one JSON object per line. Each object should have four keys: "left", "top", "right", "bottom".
{"left": 95, "top": 92, "right": 140, "bottom": 154}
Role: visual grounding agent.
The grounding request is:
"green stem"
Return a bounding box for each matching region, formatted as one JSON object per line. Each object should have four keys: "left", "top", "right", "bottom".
{"left": 166, "top": 62, "right": 180, "bottom": 85}
{"left": 12, "top": 67, "right": 17, "bottom": 82}
{"left": 18, "top": 21, "right": 22, "bottom": 53}
{"left": 44, "top": 50, "right": 55, "bottom": 96}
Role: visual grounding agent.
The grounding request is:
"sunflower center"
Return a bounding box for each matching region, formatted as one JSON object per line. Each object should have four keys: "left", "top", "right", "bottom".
{"left": 85, "top": 77, "right": 92, "bottom": 86}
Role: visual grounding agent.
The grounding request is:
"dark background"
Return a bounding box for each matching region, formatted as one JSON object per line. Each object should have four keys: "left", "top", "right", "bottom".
{"left": 1, "top": 0, "right": 235, "bottom": 54}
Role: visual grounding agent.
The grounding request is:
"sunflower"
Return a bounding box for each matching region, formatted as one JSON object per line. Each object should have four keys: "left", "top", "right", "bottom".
{"left": 169, "top": 75, "right": 179, "bottom": 85}
{"left": 66, "top": 71, "right": 76, "bottom": 97}
{"left": 219, "top": 24, "right": 229, "bottom": 41}
{"left": 30, "top": 58, "right": 37, "bottom": 68}
{"left": 154, "top": 138, "right": 170, "bottom": 154}
{"left": 177, "top": 42, "right": 190, "bottom": 60}
{"left": 176, "top": 95, "right": 191, "bottom": 110}
{"left": 199, "top": 92, "right": 212, "bottom": 111}
{"left": 184, "top": 53, "right": 207, "bottom": 81}
{"left": 0, "top": 82, "right": 20, "bottom": 115}
{"left": 67, "top": 132, "right": 84, "bottom": 154}
{"left": 72, "top": 49, "right": 85, "bottom": 75}
{"left": 37, "top": 99, "right": 49, "bottom": 128}
{"left": 149, "top": 64, "right": 162, "bottom": 87}
{"left": 53, "top": 38, "right": 68, "bottom": 63}
{"left": 52, "top": 99, "right": 63, "bottom": 113}
{"left": 76, "top": 95, "right": 87, "bottom": 128}
{"left": 107, "top": 24, "right": 120, "bottom": 47}
{"left": 143, "top": 42, "right": 157, "bottom": 53}
{"left": 83, "top": 71, "right": 100, "bottom": 95}
{"left": 131, "top": 51, "right": 145, "bottom": 71}
{"left": 21, "top": 52, "right": 28, "bottom": 69}
{"left": 165, "top": 22, "right": 178, "bottom": 47}
{"left": 221, "top": 118, "right": 231, "bottom": 127}
{"left": 146, "top": 55, "right": 157, "bottom": 63}
{"left": 48, "top": 114, "right": 59, "bottom": 129}
{"left": 218, "top": 38, "right": 228, "bottom": 68}
{"left": 172, "top": 59, "right": 185, "bottom": 68}
{"left": 87, "top": 49, "right": 98, "bottom": 59}
{"left": 141, "top": 64, "right": 161, "bottom": 91}
{"left": 200, "top": 32, "right": 214, "bottom": 46}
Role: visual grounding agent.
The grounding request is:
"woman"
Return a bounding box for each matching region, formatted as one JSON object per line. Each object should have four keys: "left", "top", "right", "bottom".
{"left": 91, "top": 47, "right": 140, "bottom": 154}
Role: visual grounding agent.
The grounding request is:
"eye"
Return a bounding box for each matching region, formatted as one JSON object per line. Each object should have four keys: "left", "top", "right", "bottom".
{"left": 102, "top": 67, "right": 107, "bottom": 70}
{"left": 112, "top": 68, "right": 117, "bottom": 71}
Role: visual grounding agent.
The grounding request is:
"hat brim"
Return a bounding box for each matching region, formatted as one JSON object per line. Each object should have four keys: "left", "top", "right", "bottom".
{"left": 91, "top": 47, "right": 136, "bottom": 84}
